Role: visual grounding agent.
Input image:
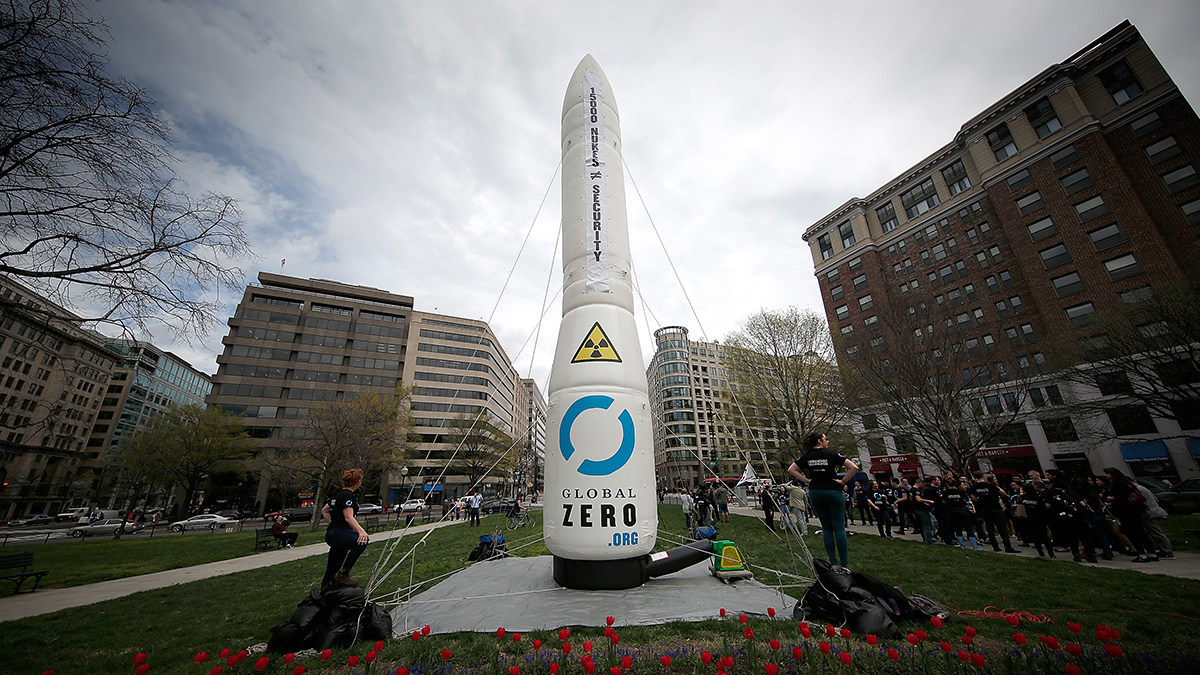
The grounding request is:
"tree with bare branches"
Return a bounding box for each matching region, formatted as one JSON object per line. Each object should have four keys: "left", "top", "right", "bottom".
{"left": 448, "top": 412, "right": 514, "bottom": 490}
{"left": 0, "top": 0, "right": 253, "bottom": 341}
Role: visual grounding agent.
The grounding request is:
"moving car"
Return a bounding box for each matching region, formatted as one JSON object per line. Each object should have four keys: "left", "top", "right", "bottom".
{"left": 215, "top": 509, "right": 244, "bottom": 521}
{"left": 168, "top": 514, "right": 237, "bottom": 532}
{"left": 357, "top": 503, "right": 384, "bottom": 515}
{"left": 399, "top": 498, "right": 427, "bottom": 512}
{"left": 1155, "top": 478, "right": 1200, "bottom": 515}
{"left": 7, "top": 514, "right": 53, "bottom": 527}
{"left": 56, "top": 507, "right": 89, "bottom": 522}
{"left": 69, "top": 518, "right": 143, "bottom": 537}
{"left": 282, "top": 507, "right": 313, "bottom": 522}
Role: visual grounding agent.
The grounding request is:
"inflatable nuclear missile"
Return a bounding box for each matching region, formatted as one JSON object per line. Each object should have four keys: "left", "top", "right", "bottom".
{"left": 543, "top": 55, "right": 658, "bottom": 590}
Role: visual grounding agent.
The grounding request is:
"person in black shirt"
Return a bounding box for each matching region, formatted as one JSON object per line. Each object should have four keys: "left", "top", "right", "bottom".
{"left": 867, "top": 480, "right": 894, "bottom": 539}
{"left": 320, "top": 468, "right": 371, "bottom": 589}
{"left": 760, "top": 485, "right": 777, "bottom": 531}
{"left": 911, "top": 477, "right": 937, "bottom": 545}
{"left": 1019, "top": 481, "right": 1054, "bottom": 557}
{"left": 941, "top": 479, "right": 982, "bottom": 550}
{"left": 788, "top": 431, "right": 859, "bottom": 568}
{"left": 968, "top": 471, "right": 1020, "bottom": 553}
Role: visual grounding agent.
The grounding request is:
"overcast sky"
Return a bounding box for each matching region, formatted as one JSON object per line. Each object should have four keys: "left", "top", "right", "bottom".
{"left": 90, "top": 0, "right": 1200, "bottom": 389}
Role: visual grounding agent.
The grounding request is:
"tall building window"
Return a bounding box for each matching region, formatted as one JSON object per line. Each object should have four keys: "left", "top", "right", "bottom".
{"left": 1024, "top": 97, "right": 1062, "bottom": 138}
{"left": 1074, "top": 195, "right": 1111, "bottom": 222}
{"left": 1163, "top": 165, "right": 1199, "bottom": 194}
{"left": 1129, "top": 111, "right": 1163, "bottom": 137}
{"left": 1060, "top": 168, "right": 1094, "bottom": 195}
{"left": 839, "top": 220, "right": 856, "bottom": 248}
{"left": 1183, "top": 199, "right": 1200, "bottom": 225}
{"left": 1051, "top": 271, "right": 1085, "bottom": 297}
{"left": 901, "top": 177, "right": 941, "bottom": 219}
{"left": 1026, "top": 217, "right": 1057, "bottom": 241}
{"left": 1049, "top": 144, "right": 1080, "bottom": 168}
{"left": 942, "top": 160, "right": 971, "bottom": 196}
{"left": 1098, "top": 60, "right": 1144, "bottom": 105}
{"left": 1145, "top": 137, "right": 1182, "bottom": 164}
{"left": 877, "top": 201, "right": 898, "bottom": 232}
{"left": 1039, "top": 243, "right": 1072, "bottom": 269}
{"left": 1087, "top": 223, "right": 1126, "bottom": 251}
{"left": 818, "top": 233, "right": 833, "bottom": 260}
{"left": 1006, "top": 169, "right": 1033, "bottom": 190}
{"left": 1065, "top": 302, "right": 1096, "bottom": 327}
{"left": 1103, "top": 253, "right": 1142, "bottom": 281}
{"left": 986, "top": 123, "right": 1018, "bottom": 161}
{"left": 1016, "top": 191, "right": 1045, "bottom": 215}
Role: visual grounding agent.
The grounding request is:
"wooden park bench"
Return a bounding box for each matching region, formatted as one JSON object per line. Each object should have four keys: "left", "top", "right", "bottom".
{"left": 254, "top": 528, "right": 281, "bottom": 551}
{"left": 0, "top": 551, "right": 49, "bottom": 594}
{"left": 362, "top": 516, "right": 387, "bottom": 534}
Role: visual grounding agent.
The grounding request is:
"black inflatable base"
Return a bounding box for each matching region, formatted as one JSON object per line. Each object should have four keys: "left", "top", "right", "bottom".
{"left": 553, "top": 555, "right": 648, "bottom": 590}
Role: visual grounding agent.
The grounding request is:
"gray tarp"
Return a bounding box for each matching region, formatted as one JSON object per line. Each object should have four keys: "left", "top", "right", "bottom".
{"left": 389, "top": 555, "right": 793, "bottom": 635}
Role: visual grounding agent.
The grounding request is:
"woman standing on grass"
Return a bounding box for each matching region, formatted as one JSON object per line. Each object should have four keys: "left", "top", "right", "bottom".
{"left": 788, "top": 431, "right": 859, "bottom": 569}
{"left": 320, "top": 468, "right": 371, "bottom": 589}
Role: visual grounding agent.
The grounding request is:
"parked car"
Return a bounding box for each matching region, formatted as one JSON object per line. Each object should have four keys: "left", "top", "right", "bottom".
{"left": 481, "top": 498, "right": 514, "bottom": 515}
{"left": 8, "top": 514, "right": 53, "bottom": 527}
{"left": 1137, "top": 477, "right": 1172, "bottom": 493}
{"left": 282, "top": 507, "right": 314, "bottom": 522}
{"left": 1155, "top": 478, "right": 1200, "bottom": 515}
{"left": 399, "top": 498, "right": 427, "bottom": 512}
{"left": 56, "top": 507, "right": 89, "bottom": 522}
{"left": 69, "top": 518, "right": 143, "bottom": 537}
{"left": 357, "top": 503, "right": 384, "bottom": 515}
{"left": 168, "top": 514, "right": 237, "bottom": 532}
{"left": 215, "top": 509, "right": 244, "bottom": 521}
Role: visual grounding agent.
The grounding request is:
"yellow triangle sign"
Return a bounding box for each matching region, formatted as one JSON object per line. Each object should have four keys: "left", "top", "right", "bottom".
{"left": 572, "top": 322, "right": 622, "bottom": 363}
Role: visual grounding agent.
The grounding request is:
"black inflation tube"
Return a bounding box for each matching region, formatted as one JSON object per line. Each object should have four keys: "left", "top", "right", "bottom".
{"left": 646, "top": 538, "right": 715, "bottom": 578}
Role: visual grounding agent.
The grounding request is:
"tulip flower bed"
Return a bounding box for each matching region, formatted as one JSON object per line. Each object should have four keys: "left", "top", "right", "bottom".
{"left": 7, "top": 506, "right": 1198, "bottom": 674}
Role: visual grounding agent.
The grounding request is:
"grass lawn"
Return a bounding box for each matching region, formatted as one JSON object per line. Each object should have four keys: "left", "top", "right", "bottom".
{"left": 3, "top": 507, "right": 1197, "bottom": 674}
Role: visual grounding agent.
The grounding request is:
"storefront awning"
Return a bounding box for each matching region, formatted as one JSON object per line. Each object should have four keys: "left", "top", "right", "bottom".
{"left": 869, "top": 464, "right": 893, "bottom": 474}
{"left": 897, "top": 462, "right": 921, "bottom": 472}
{"left": 1119, "top": 441, "right": 1169, "bottom": 463}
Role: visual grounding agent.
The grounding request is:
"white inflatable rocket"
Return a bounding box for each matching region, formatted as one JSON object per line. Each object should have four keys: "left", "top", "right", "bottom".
{"left": 544, "top": 55, "right": 658, "bottom": 590}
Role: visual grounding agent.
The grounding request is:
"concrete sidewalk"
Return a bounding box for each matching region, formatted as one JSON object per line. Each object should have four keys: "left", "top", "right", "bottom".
{"left": 0, "top": 516, "right": 464, "bottom": 623}
{"left": 727, "top": 505, "right": 1200, "bottom": 580}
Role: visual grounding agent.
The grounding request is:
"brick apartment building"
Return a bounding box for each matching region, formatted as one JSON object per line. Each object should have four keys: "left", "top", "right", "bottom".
{"left": 802, "top": 22, "right": 1200, "bottom": 483}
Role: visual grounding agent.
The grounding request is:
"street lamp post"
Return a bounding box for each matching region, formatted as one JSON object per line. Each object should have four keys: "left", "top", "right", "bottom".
{"left": 400, "top": 467, "right": 409, "bottom": 503}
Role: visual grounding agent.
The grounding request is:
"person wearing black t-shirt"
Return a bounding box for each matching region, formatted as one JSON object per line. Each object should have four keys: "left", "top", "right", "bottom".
{"left": 788, "top": 431, "right": 859, "bottom": 568}
{"left": 911, "top": 477, "right": 937, "bottom": 545}
{"left": 320, "top": 468, "right": 371, "bottom": 589}
{"left": 969, "top": 471, "right": 1020, "bottom": 553}
{"left": 941, "top": 480, "right": 982, "bottom": 550}
{"left": 867, "top": 480, "right": 894, "bottom": 539}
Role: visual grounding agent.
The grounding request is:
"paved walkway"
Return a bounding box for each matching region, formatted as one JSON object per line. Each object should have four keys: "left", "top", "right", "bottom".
{"left": 0, "top": 516, "right": 464, "bottom": 623}
{"left": 727, "top": 505, "right": 1200, "bottom": 580}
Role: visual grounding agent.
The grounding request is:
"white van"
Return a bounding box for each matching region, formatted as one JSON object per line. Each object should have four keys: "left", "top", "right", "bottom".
{"left": 55, "top": 507, "right": 89, "bottom": 522}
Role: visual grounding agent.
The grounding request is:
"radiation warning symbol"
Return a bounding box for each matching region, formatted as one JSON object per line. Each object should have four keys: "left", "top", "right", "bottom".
{"left": 571, "top": 322, "right": 622, "bottom": 363}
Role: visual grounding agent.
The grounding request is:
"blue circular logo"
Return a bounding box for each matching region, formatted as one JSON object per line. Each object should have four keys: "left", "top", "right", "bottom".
{"left": 559, "top": 395, "right": 635, "bottom": 476}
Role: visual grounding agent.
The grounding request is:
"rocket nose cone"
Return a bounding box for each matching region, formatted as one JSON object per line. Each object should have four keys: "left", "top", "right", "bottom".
{"left": 563, "top": 54, "right": 618, "bottom": 119}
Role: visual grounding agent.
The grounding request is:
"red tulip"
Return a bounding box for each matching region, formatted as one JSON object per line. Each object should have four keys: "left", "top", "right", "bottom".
{"left": 792, "top": 646, "right": 803, "bottom": 660}
{"left": 1012, "top": 633, "right": 1027, "bottom": 646}
{"left": 940, "top": 641, "right": 952, "bottom": 653}
{"left": 825, "top": 624, "right": 836, "bottom": 637}
{"left": 226, "top": 657, "right": 238, "bottom": 668}
{"left": 931, "top": 617, "right": 943, "bottom": 629}
{"left": 411, "top": 631, "right": 420, "bottom": 642}
{"left": 722, "top": 656, "right": 734, "bottom": 668}
{"left": 740, "top": 614, "right": 749, "bottom": 625}
{"left": 534, "top": 639, "right": 542, "bottom": 649}
{"left": 661, "top": 655, "right": 671, "bottom": 667}
{"left": 550, "top": 664, "right": 560, "bottom": 675}
{"left": 514, "top": 633, "right": 522, "bottom": 642}
{"left": 743, "top": 625, "right": 754, "bottom": 639}
{"left": 866, "top": 634, "right": 878, "bottom": 646}
{"left": 422, "top": 625, "right": 431, "bottom": 636}
{"left": 584, "top": 641, "right": 594, "bottom": 653}
{"left": 887, "top": 648, "right": 899, "bottom": 661}
{"left": 583, "top": 663, "right": 595, "bottom": 675}
{"left": 41, "top": 671, "right": 53, "bottom": 675}
{"left": 396, "top": 669, "right": 407, "bottom": 675}
{"left": 292, "top": 666, "right": 305, "bottom": 675}
{"left": 238, "top": 651, "right": 248, "bottom": 659}
{"left": 1105, "top": 644, "right": 1124, "bottom": 659}
{"left": 915, "top": 630, "right": 928, "bottom": 641}
{"left": 611, "top": 633, "right": 620, "bottom": 645}
{"left": 135, "top": 665, "right": 149, "bottom": 675}
{"left": 133, "top": 653, "right": 148, "bottom": 665}
{"left": 563, "top": 643, "right": 572, "bottom": 655}
{"left": 510, "top": 667, "right": 520, "bottom": 675}
{"left": 801, "top": 626, "right": 811, "bottom": 638}
{"left": 839, "top": 652, "right": 852, "bottom": 666}
{"left": 720, "top": 608, "right": 726, "bottom": 617}
{"left": 819, "top": 641, "right": 831, "bottom": 655}
{"left": 607, "top": 616, "right": 615, "bottom": 626}
{"left": 1007, "top": 615, "right": 1020, "bottom": 627}
{"left": 768, "top": 607, "right": 776, "bottom": 618}
{"left": 1066, "top": 643, "right": 1082, "bottom": 657}
{"left": 965, "top": 626, "right": 976, "bottom": 637}
{"left": 255, "top": 656, "right": 270, "bottom": 670}
{"left": 1065, "top": 665, "right": 1082, "bottom": 675}
{"left": 907, "top": 633, "right": 919, "bottom": 646}
{"left": 497, "top": 627, "right": 506, "bottom": 638}
{"left": 219, "top": 649, "right": 231, "bottom": 659}
{"left": 375, "top": 640, "right": 385, "bottom": 652}
{"left": 769, "top": 638, "right": 780, "bottom": 651}
{"left": 957, "top": 649, "right": 969, "bottom": 662}
{"left": 766, "top": 663, "right": 779, "bottom": 675}
{"left": 961, "top": 635, "right": 973, "bottom": 646}
{"left": 348, "top": 656, "right": 359, "bottom": 667}
{"left": 195, "top": 653, "right": 209, "bottom": 664}
{"left": 971, "top": 653, "right": 985, "bottom": 668}
{"left": 366, "top": 651, "right": 376, "bottom": 663}
{"left": 441, "top": 648, "right": 452, "bottom": 661}
{"left": 559, "top": 629, "right": 571, "bottom": 641}
{"left": 1044, "top": 636, "right": 1060, "bottom": 651}
{"left": 840, "top": 628, "right": 851, "bottom": 639}
{"left": 610, "top": 668, "right": 621, "bottom": 675}
{"left": 1096, "top": 628, "right": 1112, "bottom": 643}
{"left": 208, "top": 667, "right": 222, "bottom": 675}
{"left": 283, "top": 653, "right": 295, "bottom": 664}
{"left": 622, "top": 656, "right": 632, "bottom": 669}
{"left": 701, "top": 651, "right": 713, "bottom": 664}
{"left": 320, "top": 649, "right": 331, "bottom": 661}
{"left": 1067, "top": 622, "right": 1081, "bottom": 633}
{"left": 798, "top": 621, "right": 809, "bottom": 630}
{"left": 605, "top": 626, "right": 614, "bottom": 637}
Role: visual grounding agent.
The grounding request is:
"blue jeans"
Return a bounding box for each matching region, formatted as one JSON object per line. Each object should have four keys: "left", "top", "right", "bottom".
{"left": 809, "top": 488, "right": 848, "bottom": 567}
{"left": 323, "top": 526, "right": 368, "bottom": 587}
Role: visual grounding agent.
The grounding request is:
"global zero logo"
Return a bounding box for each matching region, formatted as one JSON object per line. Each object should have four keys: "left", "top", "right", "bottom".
{"left": 559, "top": 395, "right": 634, "bottom": 476}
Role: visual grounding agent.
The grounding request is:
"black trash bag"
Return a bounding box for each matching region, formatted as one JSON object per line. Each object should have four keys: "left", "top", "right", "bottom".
{"left": 795, "top": 582, "right": 849, "bottom": 625}
{"left": 846, "top": 603, "right": 903, "bottom": 638}
{"left": 850, "top": 570, "right": 912, "bottom": 617}
{"left": 267, "top": 622, "right": 307, "bottom": 654}
{"left": 321, "top": 585, "right": 366, "bottom": 608}
{"left": 358, "top": 602, "right": 393, "bottom": 643}
{"left": 813, "top": 558, "right": 855, "bottom": 594}
{"left": 793, "top": 559, "right": 906, "bottom": 638}
{"left": 309, "top": 620, "right": 359, "bottom": 651}
{"left": 290, "top": 590, "right": 329, "bottom": 630}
